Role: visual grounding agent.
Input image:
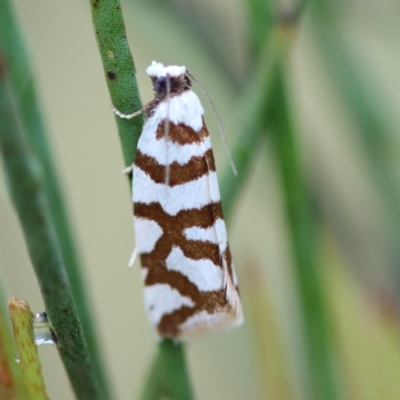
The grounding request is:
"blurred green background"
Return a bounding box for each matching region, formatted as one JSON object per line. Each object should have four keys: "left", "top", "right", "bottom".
{"left": 1, "top": 0, "right": 400, "bottom": 399}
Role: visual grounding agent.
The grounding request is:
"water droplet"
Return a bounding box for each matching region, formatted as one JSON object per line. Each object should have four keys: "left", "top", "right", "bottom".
{"left": 33, "top": 312, "right": 56, "bottom": 346}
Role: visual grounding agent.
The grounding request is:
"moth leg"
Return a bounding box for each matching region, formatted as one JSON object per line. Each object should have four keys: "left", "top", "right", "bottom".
{"left": 128, "top": 247, "right": 138, "bottom": 268}
{"left": 112, "top": 101, "right": 155, "bottom": 120}
{"left": 111, "top": 105, "right": 144, "bottom": 120}
{"left": 121, "top": 164, "right": 134, "bottom": 175}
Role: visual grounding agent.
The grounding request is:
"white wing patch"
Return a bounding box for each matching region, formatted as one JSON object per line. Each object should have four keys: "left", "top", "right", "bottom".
{"left": 180, "top": 310, "right": 226, "bottom": 330}
{"left": 179, "top": 309, "right": 244, "bottom": 338}
{"left": 134, "top": 217, "right": 163, "bottom": 253}
{"left": 183, "top": 225, "right": 218, "bottom": 244}
{"left": 183, "top": 218, "right": 227, "bottom": 252}
{"left": 231, "top": 263, "right": 239, "bottom": 286}
{"left": 165, "top": 246, "right": 223, "bottom": 292}
{"left": 138, "top": 123, "right": 212, "bottom": 166}
{"left": 141, "top": 267, "right": 149, "bottom": 281}
{"left": 215, "top": 219, "right": 228, "bottom": 253}
{"left": 151, "top": 90, "right": 204, "bottom": 132}
{"left": 133, "top": 167, "right": 221, "bottom": 215}
{"left": 144, "top": 284, "right": 195, "bottom": 326}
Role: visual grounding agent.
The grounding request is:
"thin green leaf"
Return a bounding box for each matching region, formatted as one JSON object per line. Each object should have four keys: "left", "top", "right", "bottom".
{"left": 269, "top": 65, "right": 342, "bottom": 400}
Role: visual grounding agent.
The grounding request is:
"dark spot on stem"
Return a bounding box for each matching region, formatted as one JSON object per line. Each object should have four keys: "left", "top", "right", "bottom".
{"left": 92, "top": 0, "right": 99, "bottom": 8}
{"left": 107, "top": 71, "right": 117, "bottom": 80}
{"left": 0, "top": 54, "right": 7, "bottom": 78}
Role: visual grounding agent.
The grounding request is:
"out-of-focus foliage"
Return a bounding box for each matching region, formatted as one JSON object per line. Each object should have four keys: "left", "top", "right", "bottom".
{"left": 139, "top": 0, "right": 400, "bottom": 399}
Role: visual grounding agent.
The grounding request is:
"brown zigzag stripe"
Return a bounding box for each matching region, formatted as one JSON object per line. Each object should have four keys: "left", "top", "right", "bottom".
{"left": 134, "top": 202, "right": 224, "bottom": 230}
{"left": 141, "top": 237, "right": 222, "bottom": 270}
{"left": 136, "top": 202, "right": 228, "bottom": 267}
{"left": 143, "top": 247, "right": 234, "bottom": 301}
{"left": 158, "top": 288, "right": 229, "bottom": 337}
{"left": 145, "top": 263, "right": 228, "bottom": 310}
{"left": 143, "top": 253, "right": 232, "bottom": 337}
{"left": 159, "top": 306, "right": 199, "bottom": 337}
{"left": 142, "top": 245, "right": 233, "bottom": 290}
{"left": 136, "top": 199, "right": 236, "bottom": 337}
{"left": 156, "top": 256, "right": 239, "bottom": 338}
{"left": 155, "top": 120, "right": 209, "bottom": 144}
{"left": 135, "top": 148, "right": 216, "bottom": 186}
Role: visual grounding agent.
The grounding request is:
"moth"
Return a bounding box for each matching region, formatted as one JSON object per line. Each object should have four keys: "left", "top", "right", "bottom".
{"left": 113, "top": 61, "right": 243, "bottom": 340}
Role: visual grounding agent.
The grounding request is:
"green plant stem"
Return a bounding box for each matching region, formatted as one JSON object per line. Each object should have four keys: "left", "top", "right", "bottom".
{"left": 8, "top": 297, "right": 50, "bottom": 400}
{"left": 90, "top": 0, "right": 143, "bottom": 169}
{"left": 309, "top": 2, "right": 397, "bottom": 203}
{"left": 220, "top": 18, "right": 294, "bottom": 221}
{"left": 0, "top": 2, "right": 110, "bottom": 395}
{"left": 244, "top": 0, "right": 275, "bottom": 59}
{"left": 141, "top": 341, "right": 193, "bottom": 400}
{"left": 0, "top": 279, "right": 25, "bottom": 400}
{"left": 222, "top": 10, "right": 342, "bottom": 398}
{"left": 269, "top": 66, "right": 341, "bottom": 400}
{"left": 0, "top": 62, "right": 105, "bottom": 400}
{"left": 219, "top": 50, "right": 277, "bottom": 220}
{"left": 89, "top": 1, "right": 194, "bottom": 399}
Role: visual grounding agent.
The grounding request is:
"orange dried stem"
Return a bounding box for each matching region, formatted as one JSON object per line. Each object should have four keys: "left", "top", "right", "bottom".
{"left": 0, "top": 292, "right": 25, "bottom": 400}
{"left": 8, "top": 297, "right": 50, "bottom": 400}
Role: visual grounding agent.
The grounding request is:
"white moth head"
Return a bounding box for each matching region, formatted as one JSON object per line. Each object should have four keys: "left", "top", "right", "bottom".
{"left": 146, "top": 61, "right": 186, "bottom": 78}
{"left": 146, "top": 61, "right": 190, "bottom": 98}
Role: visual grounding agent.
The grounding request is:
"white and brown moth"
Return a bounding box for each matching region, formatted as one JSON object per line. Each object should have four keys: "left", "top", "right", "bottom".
{"left": 113, "top": 61, "right": 243, "bottom": 340}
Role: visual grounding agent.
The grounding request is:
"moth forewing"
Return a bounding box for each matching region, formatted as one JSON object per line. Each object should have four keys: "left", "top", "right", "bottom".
{"left": 114, "top": 61, "right": 243, "bottom": 340}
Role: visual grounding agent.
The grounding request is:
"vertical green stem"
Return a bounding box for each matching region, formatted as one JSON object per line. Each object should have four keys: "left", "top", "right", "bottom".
{"left": 89, "top": 0, "right": 143, "bottom": 169}
{"left": 89, "top": 1, "right": 194, "bottom": 399}
{"left": 269, "top": 67, "right": 341, "bottom": 400}
{"left": 220, "top": 36, "right": 281, "bottom": 220}
{"left": 141, "top": 341, "right": 193, "bottom": 400}
{"left": 0, "top": 2, "right": 110, "bottom": 395}
{"left": 309, "top": 0, "right": 400, "bottom": 288}
{"left": 0, "top": 60, "right": 105, "bottom": 400}
{"left": 222, "top": 10, "right": 342, "bottom": 397}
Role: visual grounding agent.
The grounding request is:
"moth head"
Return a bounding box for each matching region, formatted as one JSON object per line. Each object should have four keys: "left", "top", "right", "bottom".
{"left": 146, "top": 61, "right": 191, "bottom": 98}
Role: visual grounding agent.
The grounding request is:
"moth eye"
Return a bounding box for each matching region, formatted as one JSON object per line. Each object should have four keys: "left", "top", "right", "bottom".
{"left": 154, "top": 76, "right": 166, "bottom": 93}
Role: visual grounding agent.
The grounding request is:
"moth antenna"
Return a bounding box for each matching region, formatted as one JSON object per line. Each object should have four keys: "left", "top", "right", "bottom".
{"left": 164, "top": 74, "right": 171, "bottom": 185}
{"left": 186, "top": 69, "right": 237, "bottom": 176}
